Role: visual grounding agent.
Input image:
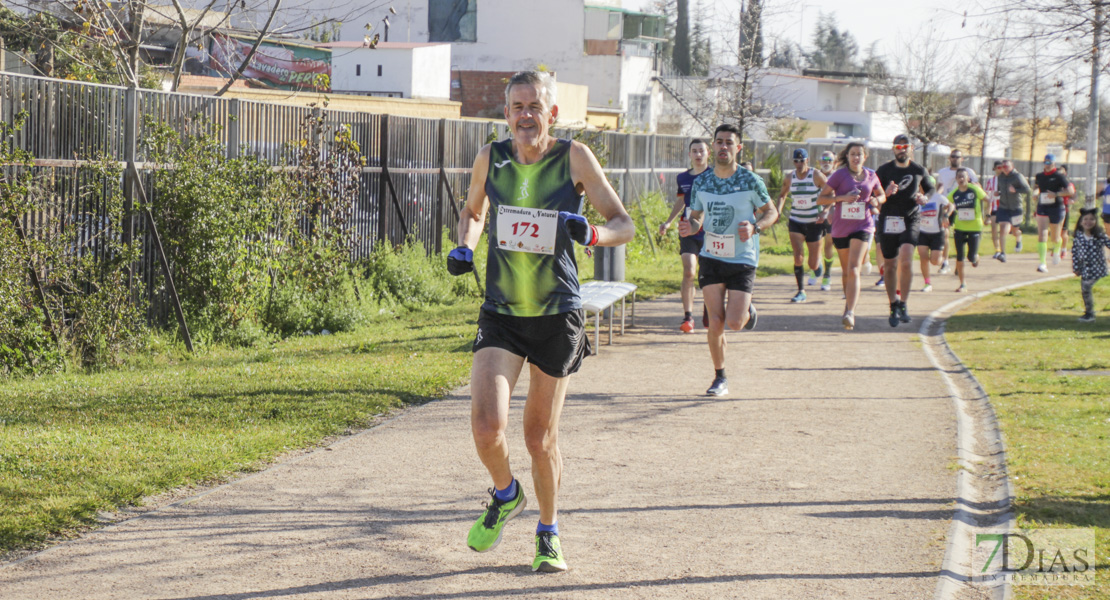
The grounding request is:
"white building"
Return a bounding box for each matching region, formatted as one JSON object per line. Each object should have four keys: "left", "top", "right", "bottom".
{"left": 333, "top": 0, "right": 665, "bottom": 130}
{"left": 319, "top": 41, "right": 451, "bottom": 99}
{"left": 744, "top": 69, "right": 905, "bottom": 143}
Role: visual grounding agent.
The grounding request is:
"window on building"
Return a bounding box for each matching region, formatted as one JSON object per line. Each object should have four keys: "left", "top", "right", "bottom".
{"left": 377, "top": 65, "right": 383, "bottom": 76}
{"left": 429, "top": 0, "right": 477, "bottom": 42}
{"left": 829, "top": 123, "right": 856, "bottom": 137}
{"left": 626, "top": 94, "right": 651, "bottom": 130}
{"left": 356, "top": 64, "right": 361, "bottom": 76}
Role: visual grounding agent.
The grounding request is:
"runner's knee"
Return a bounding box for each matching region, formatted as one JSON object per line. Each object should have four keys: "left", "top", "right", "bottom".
{"left": 472, "top": 417, "right": 506, "bottom": 448}
{"left": 523, "top": 426, "right": 557, "bottom": 457}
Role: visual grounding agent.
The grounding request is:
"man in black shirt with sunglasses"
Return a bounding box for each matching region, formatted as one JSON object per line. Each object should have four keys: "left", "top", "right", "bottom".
{"left": 875, "top": 134, "right": 934, "bottom": 327}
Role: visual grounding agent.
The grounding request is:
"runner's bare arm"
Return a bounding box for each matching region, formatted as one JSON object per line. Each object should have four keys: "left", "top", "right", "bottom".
{"left": 817, "top": 184, "right": 839, "bottom": 205}
{"left": 813, "top": 170, "right": 828, "bottom": 189}
{"left": 871, "top": 184, "right": 886, "bottom": 208}
{"left": 686, "top": 210, "right": 705, "bottom": 234}
{"left": 458, "top": 145, "right": 492, "bottom": 250}
{"left": 570, "top": 141, "right": 634, "bottom": 247}
{"left": 754, "top": 201, "right": 779, "bottom": 231}
{"left": 812, "top": 171, "right": 830, "bottom": 220}
{"left": 775, "top": 173, "right": 793, "bottom": 219}
{"left": 660, "top": 194, "right": 687, "bottom": 236}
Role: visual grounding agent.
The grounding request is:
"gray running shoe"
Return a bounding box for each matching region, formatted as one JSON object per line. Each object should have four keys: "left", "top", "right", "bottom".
{"left": 744, "top": 303, "right": 758, "bottom": 330}
{"left": 706, "top": 376, "right": 728, "bottom": 396}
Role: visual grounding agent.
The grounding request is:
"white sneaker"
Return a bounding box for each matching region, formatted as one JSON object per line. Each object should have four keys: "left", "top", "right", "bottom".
{"left": 922, "top": 283, "right": 933, "bottom": 293}
{"left": 1037, "top": 264, "right": 1048, "bottom": 273}
{"left": 1052, "top": 252, "right": 1061, "bottom": 266}
{"left": 820, "top": 282, "right": 832, "bottom": 292}
{"left": 807, "top": 275, "right": 817, "bottom": 286}
{"left": 864, "top": 262, "right": 873, "bottom": 275}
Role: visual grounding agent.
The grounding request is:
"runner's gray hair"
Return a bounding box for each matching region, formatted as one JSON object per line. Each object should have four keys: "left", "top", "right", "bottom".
{"left": 505, "top": 71, "right": 557, "bottom": 108}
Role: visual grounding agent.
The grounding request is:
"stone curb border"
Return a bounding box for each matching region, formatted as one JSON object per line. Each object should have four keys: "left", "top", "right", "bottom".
{"left": 923, "top": 274, "right": 1072, "bottom": 600}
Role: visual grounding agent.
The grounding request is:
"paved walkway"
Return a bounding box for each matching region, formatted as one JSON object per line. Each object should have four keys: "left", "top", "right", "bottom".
{"left": 1, "top": 250, "right": 1055, "bottom": 599}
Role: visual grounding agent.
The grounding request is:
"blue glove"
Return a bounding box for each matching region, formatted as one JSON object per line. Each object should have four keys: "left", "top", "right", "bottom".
{"left": 559, "top": 211, "right": 597, "bottom": 246}
{"left": 446, "top": 246, "right": 474, "bottom": 276}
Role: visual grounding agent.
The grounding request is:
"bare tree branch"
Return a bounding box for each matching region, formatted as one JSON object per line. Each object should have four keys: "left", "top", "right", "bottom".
{"left": 214, "top": 0, "right": 283, "bottom": 98}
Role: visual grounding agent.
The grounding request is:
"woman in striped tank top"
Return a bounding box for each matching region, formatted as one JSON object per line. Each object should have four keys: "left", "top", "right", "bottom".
{"left": 775, "top": 148, "right": 828, "bottom": 303}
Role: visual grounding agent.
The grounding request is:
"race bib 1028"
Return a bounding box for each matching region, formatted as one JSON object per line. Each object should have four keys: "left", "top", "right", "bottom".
{"left": 957, "top": 208, "right": 976, "bottom": 221}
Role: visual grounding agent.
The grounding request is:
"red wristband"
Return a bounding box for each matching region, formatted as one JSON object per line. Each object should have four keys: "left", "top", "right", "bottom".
{"left": 587, "top": 225, "right": 599, "bottom": 246}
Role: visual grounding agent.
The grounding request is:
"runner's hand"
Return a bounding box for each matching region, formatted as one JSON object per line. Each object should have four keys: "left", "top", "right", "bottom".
{"left": 560, "top": 211, "right": 598, "bottom": 246}
{"left": 737, "top": 221, "right": 754, "bottom": 242}
{"left": 677, "top": 219, "right": 692, "bottom": 237}
{"left": 886, "top": 181, "right": 900, "bottom": 196}
{"left": 446, "top": 246, "right": 474, "bottom": 276}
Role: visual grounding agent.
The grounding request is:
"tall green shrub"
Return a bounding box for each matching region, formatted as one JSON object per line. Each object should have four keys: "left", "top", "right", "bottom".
{"left": 144, "top": 121, "right": 282, "bottom": 342}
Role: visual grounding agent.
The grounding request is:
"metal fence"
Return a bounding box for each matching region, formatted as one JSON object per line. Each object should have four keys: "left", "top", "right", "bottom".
{"left": 6, "top": 70, "right": 1104, "bottom": 321}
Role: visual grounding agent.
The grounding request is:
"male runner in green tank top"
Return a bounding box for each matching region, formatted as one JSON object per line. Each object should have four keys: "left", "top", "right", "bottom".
{"left": 446, "top": 71, "right": 634, "bottom": 573}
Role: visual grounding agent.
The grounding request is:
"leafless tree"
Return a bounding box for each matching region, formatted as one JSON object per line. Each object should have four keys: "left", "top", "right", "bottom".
{"left": 870, "top": 29, "right": 964, "bottom": 166}
{"left": 973, "top": 28, "right": 1023, "bottom": 175}
{"left": 979, "top": 0, "right": 1108, "bottom": 203}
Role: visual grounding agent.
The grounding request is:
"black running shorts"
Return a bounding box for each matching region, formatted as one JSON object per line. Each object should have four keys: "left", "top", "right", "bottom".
{"left": 787, "top": 219, "right": 825, "bottom": 243}
{"left": 917, "top": 230, "right": 945, "bottom": 252}
{"left": 831, "top": 230, "right": 872, "bottom": 250}
{"left": 679, "top": 235, "right": 704, "bottom": 256}
{"left": 697, "top": 257, "right": 756, "bottom": 293}
{"left": 473, "top": 309, "right": 591, "bottom": 378}
{"left": 878, "top": 214, "right": 921, "bottom": 260}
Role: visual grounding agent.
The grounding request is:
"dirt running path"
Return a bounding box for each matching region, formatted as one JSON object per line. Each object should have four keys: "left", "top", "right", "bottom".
{"left": 1, "top": 251, "right": 1054, "bottom": 599}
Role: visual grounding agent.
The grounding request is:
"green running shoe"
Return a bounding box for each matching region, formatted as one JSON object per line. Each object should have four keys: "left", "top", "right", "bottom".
{"left": 532, "top": 531, "right": 567, "bottom": 573}
{"left": 466, "top": 486, "right": 526, "bottom": 552}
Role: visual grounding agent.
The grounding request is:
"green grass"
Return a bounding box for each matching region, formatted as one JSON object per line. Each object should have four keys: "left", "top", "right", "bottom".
{"left": 946, "top": 278, "right": 1110, "bottom": 598}
{"left": 0, "top": 302, "right": 483, "bottom": 555}
{"left": 0, "top": 193, "right": 798, "bottom": 558}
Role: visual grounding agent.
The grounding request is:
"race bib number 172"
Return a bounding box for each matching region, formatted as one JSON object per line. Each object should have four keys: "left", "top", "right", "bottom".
{"left": 496, "top": 206, "right": 558, "bottom": 255}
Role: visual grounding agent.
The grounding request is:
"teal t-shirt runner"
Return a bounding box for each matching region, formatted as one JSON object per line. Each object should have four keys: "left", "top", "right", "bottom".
{"left": 483, "top": 139, "right": 585, "bottom": 317}
{"left": 690, "top": 167, "right": 772, "bottom": 267}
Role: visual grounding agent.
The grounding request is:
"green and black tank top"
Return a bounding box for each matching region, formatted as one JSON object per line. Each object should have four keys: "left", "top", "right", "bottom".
{"left": 483, "top": 139, "right": 585, "bottom": 317}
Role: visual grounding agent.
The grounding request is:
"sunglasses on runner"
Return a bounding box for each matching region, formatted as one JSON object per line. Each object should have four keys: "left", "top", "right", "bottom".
{"left": 820, "top": 157, "right": 833, "bottom": 162}
{"left": 793, "top": 159, "right": 805, "bottom": 163}
{"left": 893, "top": 144, "right": 910, "bottom": 151}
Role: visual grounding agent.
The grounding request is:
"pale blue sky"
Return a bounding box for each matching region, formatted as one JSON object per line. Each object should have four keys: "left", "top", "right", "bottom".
{"left": 623, "top": 0, "right": 976, "bottom": 66}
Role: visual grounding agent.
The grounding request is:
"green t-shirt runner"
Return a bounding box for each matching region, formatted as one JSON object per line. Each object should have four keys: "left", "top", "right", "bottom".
{"left": 948, "top": 184, "right": 986, "bottom": 232}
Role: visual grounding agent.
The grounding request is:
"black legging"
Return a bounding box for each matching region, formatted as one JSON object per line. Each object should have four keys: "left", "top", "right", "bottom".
{"left": 954, "top": 230, "right": 981, "bottom": 263}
